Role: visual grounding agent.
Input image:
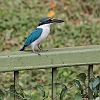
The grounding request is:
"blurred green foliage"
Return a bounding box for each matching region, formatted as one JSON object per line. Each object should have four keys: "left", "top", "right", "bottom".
{"left": 0, "top": 0, "right": 100, "bottom": 99}
{"left": 0, "top": 0, "right": 100, "bottom": 51}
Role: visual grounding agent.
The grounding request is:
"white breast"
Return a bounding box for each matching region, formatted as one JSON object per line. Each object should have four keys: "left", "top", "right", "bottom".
{"left": 31, "top": 24, "right": 50, "bottom": 50}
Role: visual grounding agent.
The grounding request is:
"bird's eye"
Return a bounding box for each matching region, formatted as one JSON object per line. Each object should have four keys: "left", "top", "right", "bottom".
{"left": 49, "top": 19, "right": 52, "bottom": 21}
{"left": 48, "top": 19, "right": 52, "bottom": 22}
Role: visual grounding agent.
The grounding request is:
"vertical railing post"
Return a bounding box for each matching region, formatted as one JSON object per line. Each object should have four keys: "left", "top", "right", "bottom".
{"left": 52, "top": 68, "right": 57, "bottom": 100}
{"left": 14, "top": 71, "right": 19, "bottom": 100}
{"left": 88, "top": 65, "right": 93, "bottom": 100}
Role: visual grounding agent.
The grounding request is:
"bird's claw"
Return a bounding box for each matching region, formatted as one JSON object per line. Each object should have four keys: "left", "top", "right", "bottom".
{"left": 32, "top": 49, "right": 41, "bottom": 56}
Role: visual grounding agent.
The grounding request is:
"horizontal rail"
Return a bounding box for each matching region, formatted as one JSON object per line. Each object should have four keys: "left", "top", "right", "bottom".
{"left": 0, "top": 45, "right": 100, "bottom": 100}
{"left": 0, "top": 45, "right": 100, "bottom": 72}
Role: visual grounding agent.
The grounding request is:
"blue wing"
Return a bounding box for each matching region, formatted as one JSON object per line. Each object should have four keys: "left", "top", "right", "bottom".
{"left": 19, "top": 28, "right": 43, "bottom": 51}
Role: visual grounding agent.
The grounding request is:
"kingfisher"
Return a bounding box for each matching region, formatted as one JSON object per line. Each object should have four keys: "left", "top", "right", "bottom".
{"left": 19, "top": 17, "right": 64, "bottom": 52}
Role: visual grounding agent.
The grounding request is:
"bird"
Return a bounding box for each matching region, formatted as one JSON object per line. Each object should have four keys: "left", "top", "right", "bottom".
{"left": 19, "top": 17, "right": 64, "bottom": 52}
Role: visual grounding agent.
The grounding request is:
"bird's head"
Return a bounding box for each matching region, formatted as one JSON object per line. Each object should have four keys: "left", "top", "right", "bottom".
{"left": 38, "top": 17, "right": 64, "bottom": 26}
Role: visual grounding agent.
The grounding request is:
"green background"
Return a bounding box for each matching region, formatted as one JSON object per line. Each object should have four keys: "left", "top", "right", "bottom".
{"left": 0, "top": 0, "right": 100, "bottom": 99}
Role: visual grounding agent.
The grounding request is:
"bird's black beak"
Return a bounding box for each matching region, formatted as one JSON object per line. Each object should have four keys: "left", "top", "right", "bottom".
{"left": 51, "top": 19, "right": 64, "bottom": 23}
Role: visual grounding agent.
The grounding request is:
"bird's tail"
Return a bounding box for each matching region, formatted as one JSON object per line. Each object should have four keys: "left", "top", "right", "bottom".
{"left": 19, "top": 46, "right": 25, "bottom": 51}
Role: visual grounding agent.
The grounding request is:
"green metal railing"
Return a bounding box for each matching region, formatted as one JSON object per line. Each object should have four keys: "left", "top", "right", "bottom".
{"left": 0, "top": 45, "right": 100, "bottom": 100}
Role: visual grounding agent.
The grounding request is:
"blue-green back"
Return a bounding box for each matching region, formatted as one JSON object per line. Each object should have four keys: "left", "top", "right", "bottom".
{"left": 24, "top": 28, "right": 43, "bottom": 46}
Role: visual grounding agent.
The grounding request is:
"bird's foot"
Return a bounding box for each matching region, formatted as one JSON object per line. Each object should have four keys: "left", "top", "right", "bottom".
{"left": 32, "top": 50, "right": 41, "bottom": 56}
{"left": 38, "top": 45, "right": 41, "bottom": 50}
{"left": 44, "top": 49, "right": 48, "bottom": 52}
{"left": 38, "top": 44, "right": 48, "bottom": 52}
{"left": 38, "top": 49, "right": 48, "bottom": 52}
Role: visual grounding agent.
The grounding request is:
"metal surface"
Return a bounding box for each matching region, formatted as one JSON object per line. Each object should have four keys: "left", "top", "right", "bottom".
{"left": 0, "top": 45, "right": 100, "bottom": 100}
{"left": 52, "top": 68, "right": 57, "bottom": 100}
{"left": 0, "top": 45, "right": 100, "bottom": 72}
{"left": 14, "top": 71, "right": 19, "bottom": 100}
{"left": 88, "top": 65, "right": 93, "bottom": 100}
